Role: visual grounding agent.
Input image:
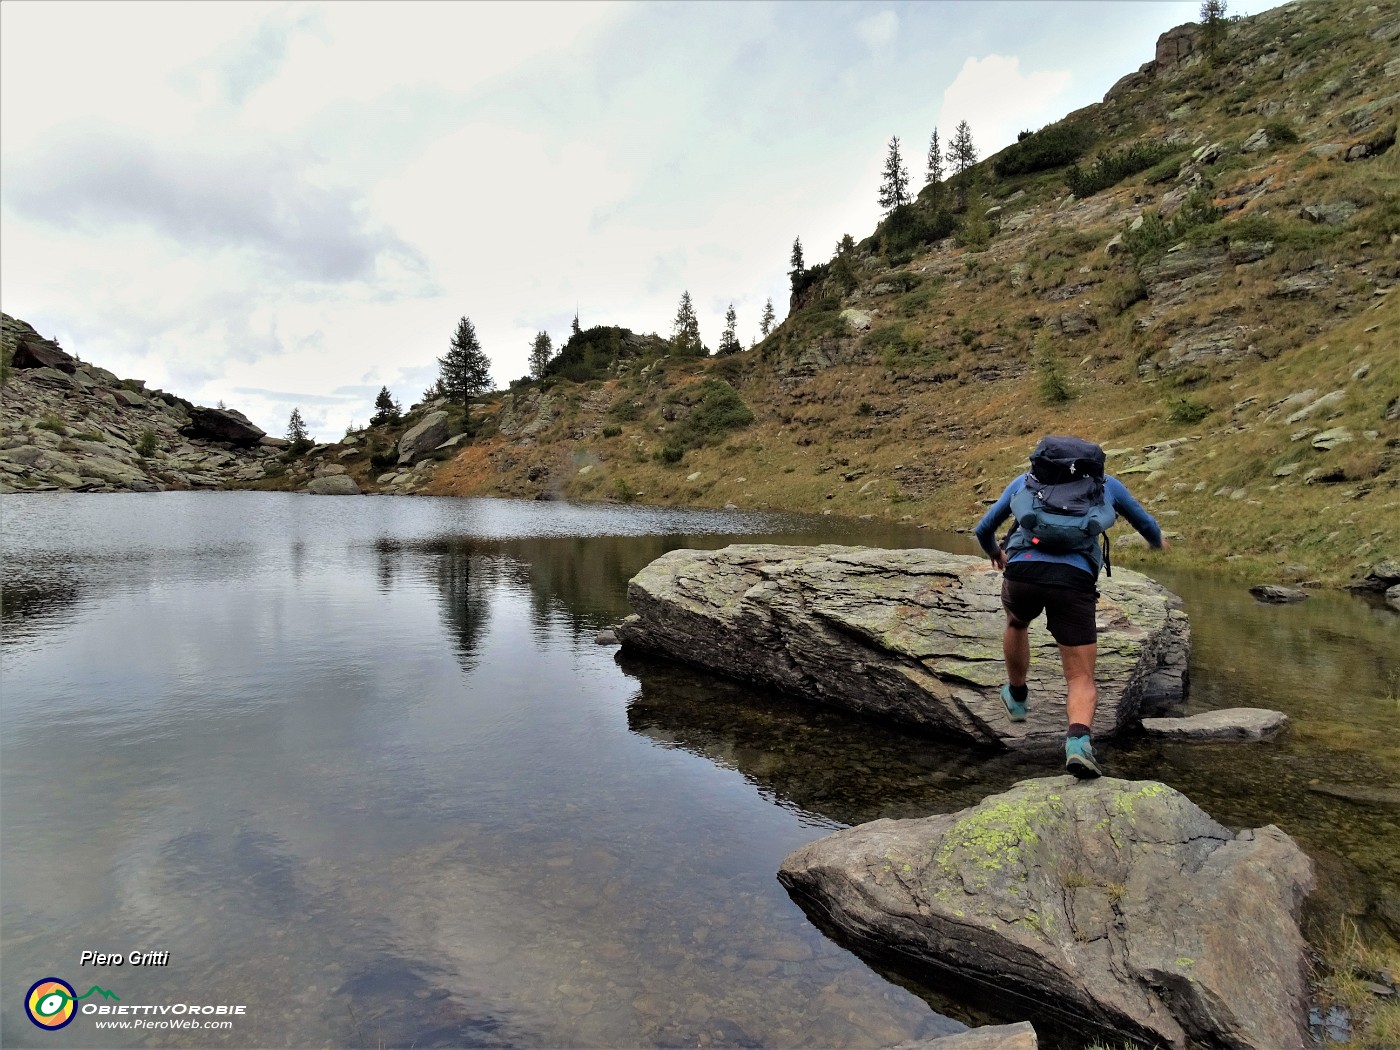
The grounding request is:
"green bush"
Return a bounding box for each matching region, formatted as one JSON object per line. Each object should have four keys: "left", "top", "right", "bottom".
{"left": 1167, "top": 396, "right": 1211, "bottom": 424}
{"left": 601, "top": 424, "right": 622, "bottom": 438}
{"left": 1124, "top": 189, "right": 1222, "bottom": 262}
{"left": 1065, "top": 142, "right": 1178, "bottom": 198}
{"left": 877, "top": 203, "right": 956, "bottom": 257}
{"left": 1035, "top": 334, "right": 1074, "bottom": 404}
{"left": 135, "top": 427, "right": 158, "bottom": 458}
{"left": 654, "top": 379, "right": 754, "bottom": 462}
{"left": 370, "top": 449, "right": 398, "bottom": 472}
{"left": 994, "top": 122, "right": 1095, "bottom": 177}
{"left": 608, "top": 392, "right": 643, "bottom": 422}
{"left": 1263, "top": 120, "right": 1300, "bottom": 145}
{"left": 36, "top": 413, "right": 67, "bottom": 435}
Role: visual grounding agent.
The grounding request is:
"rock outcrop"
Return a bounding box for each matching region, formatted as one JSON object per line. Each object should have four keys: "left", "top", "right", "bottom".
{"left": 779, "top": 777, "right": 1315, "bottom": 1050}
{"left": 1, "top": 314, "right": 282, "bottom": 493}
{"left": 615, "top": 545, "right": 1189, "bottom": 748}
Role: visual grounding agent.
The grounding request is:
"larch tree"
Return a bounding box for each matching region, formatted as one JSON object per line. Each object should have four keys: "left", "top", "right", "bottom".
{"left": 758, "top": 297, "right": 776, "bottom": 339}
{"left": 877, "top": 135, "right": 911, "bottom": 214}
{"left": 717, "top": 304, "right": 741, "bottom": 356}
{"left": 926, "top": 127, "right": 944, "bottom": 186}
{"left": 371, "top": 386, "right": 401, "bottom": 426}
{"left": 438, "top": 315, "right": 492, "bottom": 405}
{"left": 529, "top": 331, "right": 553, "bottom": 379}
{"left": 945, "top": 120, "right": 978, "bottom": 207}
{"left": 286, "top": 407, "right": 309, "bottom": 444}
{"left": 671, "top": 291, "right": 704, "bottom": 356}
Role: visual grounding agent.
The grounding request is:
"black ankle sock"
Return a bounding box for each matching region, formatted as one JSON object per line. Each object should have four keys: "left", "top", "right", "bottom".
{"left": 1009, "top": 684, "right": 1029, "bottom": 703}
{"left": 1067, "top": 723, "right": 1091, "bottom": 739}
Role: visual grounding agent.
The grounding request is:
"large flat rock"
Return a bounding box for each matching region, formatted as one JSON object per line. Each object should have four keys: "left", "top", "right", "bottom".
{"left": 780, "top": 777, "right": 1314, "bottom": 1050}
{"left": 616, "top": 545, "right": 1189, "bottom": 747}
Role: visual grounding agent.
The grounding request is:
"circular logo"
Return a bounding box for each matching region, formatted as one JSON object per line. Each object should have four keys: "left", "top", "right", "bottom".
{"left": 26, "top": 978, "right": 77, "bottom": 1030}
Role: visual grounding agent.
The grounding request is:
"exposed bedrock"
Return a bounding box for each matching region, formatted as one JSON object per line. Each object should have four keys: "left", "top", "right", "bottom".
{"left": 780, "top": 776, "right": 1314, "bottom": 1050}
{"left": 615, "top": 545, "right": 1189, "bottom": 748}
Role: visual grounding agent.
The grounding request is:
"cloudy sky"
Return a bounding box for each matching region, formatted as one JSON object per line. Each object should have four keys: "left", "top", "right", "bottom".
{"left": 2, "top": 0, "right": 1277, "bottom": 442}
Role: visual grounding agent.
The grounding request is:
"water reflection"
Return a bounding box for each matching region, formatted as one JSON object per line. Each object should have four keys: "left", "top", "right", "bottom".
{"left": 1, "top": 493, "right": 1395, "bottom": 1049}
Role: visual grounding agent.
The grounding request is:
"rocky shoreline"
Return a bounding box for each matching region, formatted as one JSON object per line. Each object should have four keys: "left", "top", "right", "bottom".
{"left": 1, "top": 315, "right": 285, "bottom": 493}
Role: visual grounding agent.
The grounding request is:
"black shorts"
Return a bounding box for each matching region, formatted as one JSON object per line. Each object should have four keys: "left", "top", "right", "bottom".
{"left": 1001, "top": 577, "right": 1098, "bottom": 647}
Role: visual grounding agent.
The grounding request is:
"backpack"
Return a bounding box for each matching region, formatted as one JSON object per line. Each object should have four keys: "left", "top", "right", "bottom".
{"left": 1005, "top": 436, "right": 1118, "bottom": 575}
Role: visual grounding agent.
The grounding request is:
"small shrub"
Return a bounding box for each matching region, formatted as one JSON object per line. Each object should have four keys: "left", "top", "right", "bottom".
{"left": 610, "top": 477, "right": 635, "bottom": 503}
{"left": 1263, "top": 120, "right": 1300, "bottom": 145}
{"left": 856, "top": 401, "right": 873, "bottom": 416}
{"left": 1166, "top": 396, "right": 1210, "bottom": 424}
{"left": 135, "top": 427, "right": 158, "bottom": 458}
{"left": 601, "top": 424, "right": 622, "bottom": 438}
{"left": 608, "top": 394, "right": 643, "bottom": 422}
{"left": 1035, "top": 336, "right": 1074, "bottom": 404}
{"left": 655, "top": 443, "right": 685, "bottom": 465}
{"left": 1065, "top": 142, "right": 1177, "bottom": 198}
{"left": 994, "top": 122, "right": 1095, "bottom": 177}
{"left": 36, "top": 413, "right": 67, "bottom": 435}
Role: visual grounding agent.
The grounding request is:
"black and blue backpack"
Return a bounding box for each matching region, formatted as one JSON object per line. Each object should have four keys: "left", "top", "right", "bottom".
{"left": 1005, "top": 436, "right": 1117, "bottom": 576}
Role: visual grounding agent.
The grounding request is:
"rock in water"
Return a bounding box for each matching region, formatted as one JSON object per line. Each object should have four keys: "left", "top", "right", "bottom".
{"left": 615, "top": 545, "right": 1188, "bottom": 747}
{"left": 779, "top": 777, "right": 1314, "bottom": 1050}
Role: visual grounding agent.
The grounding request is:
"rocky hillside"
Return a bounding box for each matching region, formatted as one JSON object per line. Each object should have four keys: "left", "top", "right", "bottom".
{"left": 0, "top": 314, "right": 287, "bottom": 492}
{"left": 402, "top": 0, "right": 1398, "bottom": 586}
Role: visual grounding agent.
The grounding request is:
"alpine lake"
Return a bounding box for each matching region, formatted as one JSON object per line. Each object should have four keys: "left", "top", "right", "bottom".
{"left": 2, "top": 492, "right": 1396, "bottom": 1048}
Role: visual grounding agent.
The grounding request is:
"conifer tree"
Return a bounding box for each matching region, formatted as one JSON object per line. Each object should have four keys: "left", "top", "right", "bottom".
{"left": 571, "top": 310, "right": 581, "bottom": 338}
{"left": 717, "top": 304, "right": 741, "bottom": 356}
{"left": 438, "top": 315, "right": 492, "bottom": 405}
{"left": 832, "top": 234, "right": 859, "bottom": 293}
{"left": 286, "top": 406, "right": 309, "bottom": 444}
{"left": 926, "top": 128, "right": 944, "bottom": 186}
{"left": 790, "top": 237, "right": 805, "bottom": 274}
{"left": 878, "top": 135, "right": 911, "bottom": 214}
{"left": 529, "top": 332, "right": 553, "bottom": 379}
{"left": 671, "top": 291, "right": 704, "bottom": 356}
{"left": 371, "top": 386, "right": 401, "bottom": 426}
{"left": 1200, "top": 0, "right": 1229, "bottom": 49}
{"left": 758, "top": 297, "right": 776, "bottom": 338}
{"left": 945, "top": 120, "right": 978, "bottom": 208}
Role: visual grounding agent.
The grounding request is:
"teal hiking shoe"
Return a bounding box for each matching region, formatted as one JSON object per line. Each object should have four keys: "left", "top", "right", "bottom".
{"left": 1000, "top": 684, "right": 1028, "bottom": 722}
{"left": 1065, "top": 735, "right": 1102, "bottom": 779}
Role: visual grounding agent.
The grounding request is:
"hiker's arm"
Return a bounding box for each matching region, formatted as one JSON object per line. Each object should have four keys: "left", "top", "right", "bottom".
{"left": 974, "top": 480, "right": 1019, "bottom": 565}
{"left": 1106, "top": 477, "right": 1165, "bottom": 549}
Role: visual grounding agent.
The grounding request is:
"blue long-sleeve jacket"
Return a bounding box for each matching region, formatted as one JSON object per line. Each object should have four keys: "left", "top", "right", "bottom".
{"left": 974, "top": 474, "right": 1164, "bottom": 580}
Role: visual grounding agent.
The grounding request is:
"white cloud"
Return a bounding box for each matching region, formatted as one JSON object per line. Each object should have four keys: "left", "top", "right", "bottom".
{"left": 939, "top": 55, "right": 1074, "bottom": 157}
{"left": 855, "top": 10, "right": 899, "bottom": 51}
{"left": 2, "top": 1, "right": 1284, "bottom": 442}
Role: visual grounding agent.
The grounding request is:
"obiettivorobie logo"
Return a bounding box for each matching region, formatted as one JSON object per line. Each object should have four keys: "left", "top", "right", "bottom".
{"left": 24, "top": 978, "right": 120, "bottom": 1030}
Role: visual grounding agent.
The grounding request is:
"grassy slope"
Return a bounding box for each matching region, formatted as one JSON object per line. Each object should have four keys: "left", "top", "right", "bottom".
{"left": 395, "top": 0, "right": 1398, "bottom": 585}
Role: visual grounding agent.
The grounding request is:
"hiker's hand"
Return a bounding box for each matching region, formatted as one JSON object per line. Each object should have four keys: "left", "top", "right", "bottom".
{"left": 1158, "top": 537, "right": 1172, "bottom": 551}
{"left": 991, "top": 548, "right": 1007, "bottom": 570}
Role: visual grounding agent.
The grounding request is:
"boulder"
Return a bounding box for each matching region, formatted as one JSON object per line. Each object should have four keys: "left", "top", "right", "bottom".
{"left": 1387, "top": 584, "right": 1400, "bottom": 612}
{"left": 1348, "top": 560, "right": 1400, "bottom": 593}
{"left": 1141, "top": 707, "right": 1289, "bottom": 741}
{"left": 779, "top": 777, "right": 1314, "bottom": 1050}
{"left": 1249, "top": 584, "right": 1309, "bottom": 603}
{"left": 397, "top": 410, "right": 450, "bottom": 465}
{"left": 615, "top": 546, "right": 1189, "bottom": 748}
{"left": 896, "top": 1022, "right": 1038, "bottom": 1049}
{"left": 304, "top": 474, "right": 361, "bottom": 495}
{"left": 184, "top": 406, "right": 267, "bottom": 445}
{"left": 11, "top": 337, "right": 77, "bottom": 373}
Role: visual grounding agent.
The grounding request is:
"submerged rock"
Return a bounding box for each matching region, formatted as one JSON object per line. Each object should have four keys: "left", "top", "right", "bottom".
{"left": 1141, "top": 707, "right": 1289, "bottom": 740}
{"left": 1249, "top": 584, "right": 1309, "bottom": 603}
{"left": 895, "top": 1022, "right": 1038, "bottom": 1049}
{"left": 616, "top": 545, "right": 1188, "bottom": 748}
{"left": 780, "top": 777, "right": 1314, "bottom": 1050}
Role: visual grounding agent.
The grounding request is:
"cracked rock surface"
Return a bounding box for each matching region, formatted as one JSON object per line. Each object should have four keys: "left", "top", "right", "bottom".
{"left": 616, "top": 545, "right": 1189, "bottom": 747}
{"left": 780, "top": 777, "right": 1314, "bottom": 1050}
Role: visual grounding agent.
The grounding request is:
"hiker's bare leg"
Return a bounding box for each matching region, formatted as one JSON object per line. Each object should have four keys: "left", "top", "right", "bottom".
{"left": 1058, "top": 642, "right": 1098, "bottom": 729}
{"left": 1004, "top": 618, "right": 1030, "bottom": 687}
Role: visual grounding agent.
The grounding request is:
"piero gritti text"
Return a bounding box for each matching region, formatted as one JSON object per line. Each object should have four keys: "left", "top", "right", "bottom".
{"left": 81, "top": 950, "right": 171, "bottom": 966}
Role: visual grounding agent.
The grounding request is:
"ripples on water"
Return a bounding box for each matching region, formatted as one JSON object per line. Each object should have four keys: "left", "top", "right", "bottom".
{"left": 1, "top": 492, "right": 1396, "bottom": 1048}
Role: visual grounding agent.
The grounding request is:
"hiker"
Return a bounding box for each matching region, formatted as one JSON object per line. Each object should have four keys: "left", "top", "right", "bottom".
{"left": 974, "top": 435, "right": 1167, "bottom": 778}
